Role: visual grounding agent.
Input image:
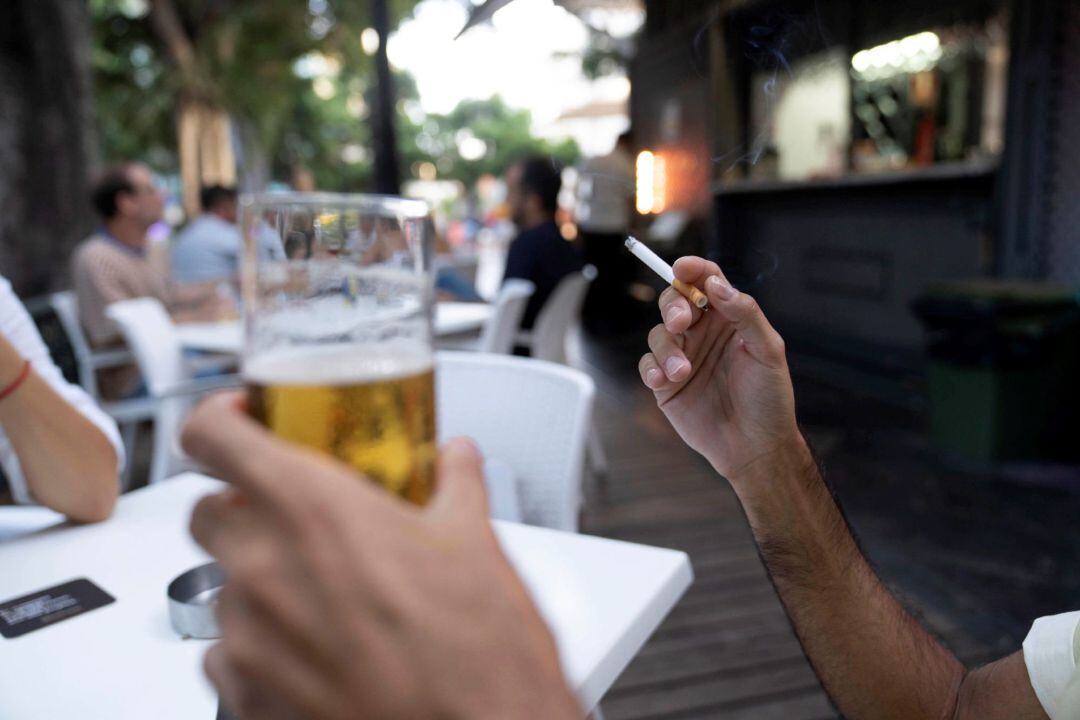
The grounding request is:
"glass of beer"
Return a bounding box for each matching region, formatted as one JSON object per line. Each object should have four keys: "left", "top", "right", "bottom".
{"left": 239, "top": 193, "right": 436, "bottom": 505}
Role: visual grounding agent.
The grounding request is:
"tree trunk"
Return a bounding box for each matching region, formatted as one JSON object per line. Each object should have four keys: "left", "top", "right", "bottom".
{"left": 0, "top": 0, "right": 97, "bottom": 297}
{"left": 150, "top": 0, "right": 236, "bottom": 217}
{"left": 371, "top": 0, "right": 402, "bottom": 195}
{"left": 178, "top": 96, "right": 236, "bottom": 216}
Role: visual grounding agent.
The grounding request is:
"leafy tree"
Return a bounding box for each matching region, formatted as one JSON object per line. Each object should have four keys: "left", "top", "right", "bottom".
{"left": 90, "top": 0, "right": 420, "bottom": 209}
{"left": 90, "top": 1, "right": 579, "bottom": 197}
{"left": 416, "top": 96, "right": 580, "bottom": 188}
{"left": 92, "top": 2, "right": 176, "bottom": 173}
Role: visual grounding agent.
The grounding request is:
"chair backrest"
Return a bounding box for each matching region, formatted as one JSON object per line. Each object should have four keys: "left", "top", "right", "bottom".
{"left": 106, "top": 298, "right": 194, "bottom": 484}
{"left": 435, "top": 351, "right": 594, "bottom": 531}
{"left": 49, "top": 291, "right": 98, "bottom": 397}
{"left": 478, "top": 280, "right": 534, "bottom": 354}
{"left": 105, "top": 298, "right": 185, "bottom": 397}
{"left": 529, "top": 264, "right": 596, "bottom": 364}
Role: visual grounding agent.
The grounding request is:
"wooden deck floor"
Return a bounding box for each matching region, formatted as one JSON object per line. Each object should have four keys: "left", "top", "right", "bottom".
{"left": 577, "top": 330, "right": 1080, "bottom": 719}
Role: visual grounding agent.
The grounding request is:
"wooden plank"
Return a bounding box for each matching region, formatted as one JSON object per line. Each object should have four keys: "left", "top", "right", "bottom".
{"left": 613, "top": 630, "right": 809, "bottom": 688}
{"left": 685, "top": 691, "right": 837, "bottom": 720}
{"left": 600, "top": 661, "right": 823, "bottom": 719}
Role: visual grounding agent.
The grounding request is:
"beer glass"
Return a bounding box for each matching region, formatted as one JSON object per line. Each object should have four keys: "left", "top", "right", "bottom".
{"left": 240, "top": 193, "right": 436, "bottom": 505}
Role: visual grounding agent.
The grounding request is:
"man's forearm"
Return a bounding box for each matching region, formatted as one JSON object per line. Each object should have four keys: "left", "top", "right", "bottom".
{"left": 170, "top": 281, "right": 232, "bottom": 323}
{"left": 726, "top": 437, "right": 967, "bottom": 719}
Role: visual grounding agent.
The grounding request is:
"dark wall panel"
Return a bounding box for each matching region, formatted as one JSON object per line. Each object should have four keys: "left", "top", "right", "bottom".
{"left": 717, "top": 172, "right": 995, "bottom": 367}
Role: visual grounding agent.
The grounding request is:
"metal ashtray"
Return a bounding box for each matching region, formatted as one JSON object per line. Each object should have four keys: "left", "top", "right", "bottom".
{"left": 167, "top": 562, "right": 225, "bottom": 639}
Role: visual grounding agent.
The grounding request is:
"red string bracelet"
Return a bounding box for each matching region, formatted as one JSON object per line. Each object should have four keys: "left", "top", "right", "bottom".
{"left": 0, "top": 360, "right": 31, "bottom": 402}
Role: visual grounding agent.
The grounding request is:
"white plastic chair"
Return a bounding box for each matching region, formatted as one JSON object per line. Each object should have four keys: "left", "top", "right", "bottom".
{"left": 435, "top": 351, "right": 594, "bottom": 532}
{"left": 516, "top": 265, "right": 596, "bottom": 364}
{"left": 105, "top": 299, "right": 239, "bottom": 485}
{"left": 50, "top": 292, "right": 156, "bottom": 488}
{"left": 49, "top": 292, "right": 134, "bottom": 400}
{"left": 513, "top": 266, "right": 607, "bottom": 475}
{"left": 438, "top": 280, "right": 535, "bottom": 355}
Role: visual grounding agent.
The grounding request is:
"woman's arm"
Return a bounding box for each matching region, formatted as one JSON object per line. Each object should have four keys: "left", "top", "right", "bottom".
{"left": 0, "top": 333, "right": 119, "bottom": 522}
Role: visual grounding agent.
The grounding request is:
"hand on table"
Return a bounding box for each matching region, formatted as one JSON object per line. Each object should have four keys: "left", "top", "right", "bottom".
{"left": 638, "top": 256, "right": 807, "bottom": 485}
{"left": 182, "top": 393, "right": 580, "bottom": 720}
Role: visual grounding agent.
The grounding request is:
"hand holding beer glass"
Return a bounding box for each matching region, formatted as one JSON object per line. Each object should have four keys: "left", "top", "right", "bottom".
{"left": 241, "top": 193, "right": 436, "bottom": 504}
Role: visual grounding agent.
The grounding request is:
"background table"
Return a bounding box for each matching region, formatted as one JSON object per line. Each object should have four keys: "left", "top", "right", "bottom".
{"left": 0, "top": 473, "right": 691, "bottom": 718}
{"left": 177, "top": 302, "right": 492, "bottom": 355}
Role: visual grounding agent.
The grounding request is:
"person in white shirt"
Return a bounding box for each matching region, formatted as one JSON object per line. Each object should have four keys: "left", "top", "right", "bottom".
{"left": 176, "top": 255, "right": 1073, "bottom": 719}
{"left": 0, "top": 276, "right": 123, "bottom": 522}
{"left": 171, "top": 185, "right": 285, "bottom": 285}
{"left": 576, "top": 131, "right": 635, "bottom": 237}
{"left": 575, "top": 131, "right": 636, "bottom": 332}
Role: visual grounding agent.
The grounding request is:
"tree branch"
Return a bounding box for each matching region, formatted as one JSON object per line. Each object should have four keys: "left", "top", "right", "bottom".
{"left": 148, "top": 0, "right": 196, "bottom": 71}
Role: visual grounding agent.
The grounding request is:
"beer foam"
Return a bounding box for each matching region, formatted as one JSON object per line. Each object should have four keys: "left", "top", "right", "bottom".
{"left": 244, "top": 342, "right": 433, "bottom": 385}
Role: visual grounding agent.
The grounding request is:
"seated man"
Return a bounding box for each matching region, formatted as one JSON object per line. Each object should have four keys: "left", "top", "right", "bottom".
{"left": 73, "top": 163, "right": 230, "bottom": 399}
{"left": 502, "top": 155, "right": 583, "bottom": 329}
{"left": 179, "top": 258, "right": 1071, "bottom": 719}
{"left": 0, "top": 275, "right": 121, "bottom": 523}
{"left": 171, "top": 185, "right": 240, "bottom": 284}
{"left": 172, "top": 185, "right": 286, "bottom": 284}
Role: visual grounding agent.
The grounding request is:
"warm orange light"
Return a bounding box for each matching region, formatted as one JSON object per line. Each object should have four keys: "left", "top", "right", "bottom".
{"left": 653, "top": 154, "right": 667, "bottom": 214}
{"left": 636, "top": 150, "right": 667, "bottom": 214}
{"left": 636, "top": 150, "right": 655, "bottom": 214}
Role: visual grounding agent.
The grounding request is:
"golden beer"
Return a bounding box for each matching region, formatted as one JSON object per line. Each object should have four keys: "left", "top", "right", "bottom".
{"left": 246, "top": 349, "right": 436, "bottom": 505}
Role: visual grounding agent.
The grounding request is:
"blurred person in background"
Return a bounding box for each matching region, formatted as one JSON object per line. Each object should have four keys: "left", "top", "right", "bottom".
{"left": 432, "top": 217, "right": 484, "bottom": 302}
{"left": 171, "top": 185, "right": 283, "bottom": 284}
{"left": 180, "top": 255, "right": 1070, "bottom": 720}
{"left": 0, "top": 275, "right": 121, "bottom": 523}
{"left": 575, "top": 131, "right": 636, "bottom": 333}
{"left": 72, "top": 163, "right": 233, "bottom": 399}
{"left": 503, "top": 155, "right": 583, "bottom": 330}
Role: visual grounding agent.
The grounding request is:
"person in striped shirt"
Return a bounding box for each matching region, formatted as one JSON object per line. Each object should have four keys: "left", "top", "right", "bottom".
{"left": 72, "top": 162, "right": 231, "bottom": 399}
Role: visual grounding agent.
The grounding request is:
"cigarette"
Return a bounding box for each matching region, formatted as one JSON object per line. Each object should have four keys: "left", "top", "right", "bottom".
{"left": 624, "top": 236, "right": 709, "bottom": 309}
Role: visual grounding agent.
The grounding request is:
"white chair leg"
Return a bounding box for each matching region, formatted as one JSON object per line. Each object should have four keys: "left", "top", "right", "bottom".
{"left": 119, "top": 422, "right": 138, "bottom": 492}
{"left": 588, "top": 707, "right": 605, "bottom": 720}
{"left": 149, "top": 400, "right": 181, "bottom": 486}
{"left": 587, "top": 425, "right": 607, "bottom": 477}
{"left": 149, "top": 419, "right": 170, "bottom": 486}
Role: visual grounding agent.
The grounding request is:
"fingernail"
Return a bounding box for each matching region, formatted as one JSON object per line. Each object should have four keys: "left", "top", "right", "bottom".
{"left": 707, "top": 275, "right": 735, "bottom": 300}
{"left": 645, "top": 367, "right": 661, "bottom": 387}
{"left": 664, "top": 357, "right": 685, "bottom": 377}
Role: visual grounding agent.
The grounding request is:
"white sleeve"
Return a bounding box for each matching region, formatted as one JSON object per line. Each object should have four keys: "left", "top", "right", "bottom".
{"left": 1023, "top": 610, "right": 1080, "bottom": 719}
{"left": 0, "top": 277, "right": 125, "bottom": 504}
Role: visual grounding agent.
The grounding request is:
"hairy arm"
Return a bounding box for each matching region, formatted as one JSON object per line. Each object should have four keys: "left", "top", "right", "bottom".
{"left": 733, "top": 440, "right": 1046, "bottom": 720}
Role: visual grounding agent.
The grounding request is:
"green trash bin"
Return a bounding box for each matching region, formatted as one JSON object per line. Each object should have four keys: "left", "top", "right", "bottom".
{"left": 912, "top": 280, "right": 1080, "bottom": 464}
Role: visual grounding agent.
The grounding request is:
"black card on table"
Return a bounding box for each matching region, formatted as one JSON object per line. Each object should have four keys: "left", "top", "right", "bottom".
{"left": 0, "top": 578, "right": 115, "bottom": 639}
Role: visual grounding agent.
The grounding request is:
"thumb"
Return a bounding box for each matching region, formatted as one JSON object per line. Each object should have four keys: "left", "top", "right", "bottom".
{"left": 429, "top": 437, "right": 490, "bottom": 522}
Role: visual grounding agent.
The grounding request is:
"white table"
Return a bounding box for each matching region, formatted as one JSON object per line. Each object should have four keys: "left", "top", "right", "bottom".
{"left": 0, "top": 474, "right": 691, "bottom": 718}
{"left": 177, "top": 303, "right": 493, "bottom": 355}
{"left": 433, "top": 301, "right": 493, "bottom": 335}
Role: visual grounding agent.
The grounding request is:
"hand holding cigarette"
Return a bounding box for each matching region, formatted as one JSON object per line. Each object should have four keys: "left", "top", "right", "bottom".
{"left": 625, "top": 237, "right": 709, "bottom": 309}
{"left": 636, "top": 255, "right": 804, "bottom": 486}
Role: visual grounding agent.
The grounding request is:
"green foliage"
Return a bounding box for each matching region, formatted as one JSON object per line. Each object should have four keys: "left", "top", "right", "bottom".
{"left": 412, "top": 96, "right": 580, "bottom": 188}
{"left": 90, "top": 0, "right": 579, "bottom": 191}
{"left": 91, "top": 1, "right": 177, "bottom": 171}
